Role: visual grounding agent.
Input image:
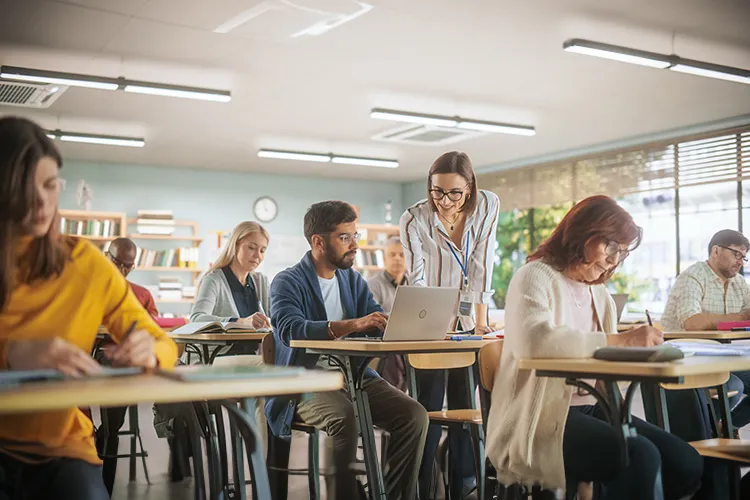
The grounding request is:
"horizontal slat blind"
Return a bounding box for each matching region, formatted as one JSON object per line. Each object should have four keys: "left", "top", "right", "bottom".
{"left": 479, "top": 126, "right": 750, "bottom": 211}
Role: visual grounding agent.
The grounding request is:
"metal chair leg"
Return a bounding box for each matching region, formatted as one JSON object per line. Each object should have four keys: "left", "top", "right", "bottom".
{"left": 128, "top": 406, "right": 137, "bottom": 482}
{"left": 308, "top": 430, "right": 321, "bottom": 500}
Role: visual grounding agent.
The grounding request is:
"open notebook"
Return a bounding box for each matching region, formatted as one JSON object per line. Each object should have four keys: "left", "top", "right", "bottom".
{"left": 158, "top": 365, "right": 303, "bottom": 382}
{"left": 171, "top": 321, "right": 271, "bottom": 335}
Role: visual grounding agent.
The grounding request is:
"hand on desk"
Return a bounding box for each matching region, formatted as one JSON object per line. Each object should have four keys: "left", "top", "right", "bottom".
{"left": 608, "top": 325, "right": 664, "bottom": 348}
{"left": 237, "top": 313, "right": 271, "bottom": 329}
{"left": 475, "top": 323, "right": 495, "bottom": 335}
{"left": 7, "top": 337, "right": 103, "bottom": 377}
{"left": 353, "top": 312, "right": 388, "bottom": 334}
{"left": 107, "top": 329, "right": 157, "bottom": 369}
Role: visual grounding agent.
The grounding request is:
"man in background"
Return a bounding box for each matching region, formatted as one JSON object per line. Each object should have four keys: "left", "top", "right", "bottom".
{"left": 96, "top": 237, "right": 158, "bottom": 494}
{"left": 368, "top": 237, "right": 408, "bottom": 391}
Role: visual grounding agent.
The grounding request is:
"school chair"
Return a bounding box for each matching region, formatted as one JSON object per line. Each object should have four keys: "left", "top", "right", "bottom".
{"left": 406, "top": 351, "right": 484, "bottom": 500}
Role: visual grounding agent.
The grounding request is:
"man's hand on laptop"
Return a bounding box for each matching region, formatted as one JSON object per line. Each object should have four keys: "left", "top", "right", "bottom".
{"left": 353, "top": 312, "right": 388, "bottom": 333}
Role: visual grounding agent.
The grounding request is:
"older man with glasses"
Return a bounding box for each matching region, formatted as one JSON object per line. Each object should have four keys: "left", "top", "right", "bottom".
{"left": 662, "top": 229, "right": 750, "bottom": 429}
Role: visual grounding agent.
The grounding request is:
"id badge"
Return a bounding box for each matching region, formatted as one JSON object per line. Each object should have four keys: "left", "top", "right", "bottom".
{"left": 458, "top": 291, "right": 473, "bottom": 316}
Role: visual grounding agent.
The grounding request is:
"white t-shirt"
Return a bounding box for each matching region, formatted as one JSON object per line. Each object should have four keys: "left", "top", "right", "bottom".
{"left": 316, "top": 276, "right": 344, "bottom": 369}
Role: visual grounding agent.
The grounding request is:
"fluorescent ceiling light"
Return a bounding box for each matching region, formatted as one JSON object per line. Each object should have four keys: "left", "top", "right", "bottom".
{"left": 370, "top": 108, "right": 458, "bottom": 128}
{"left": 562, "top": 39, "right": 670, "bottom": 69}
{"left": 258, "top": 149, "right": 399, "bottom": 168}
{"left": 0, "top": 65, "right": 233, "bottom": 101}
{"left": 258, "top": 149, "right": 331, "bottom": 162}
{"left": 457, "top": 120, "right": 536, "bottom": 136}
{"left": 49, "top": 130, "right": 145, "bottom": 148}
{"left": 669, "top": 63, "right": 750, "bottom": 85}
{"left": 124, "top": 83, "right": 231, "bottom": 102}
{"left": 331, "top": 156, "right": 399, "bottom": 168}
{"left": 0, "top": 66, "right": 119, "bottom": 90}
{"left": 371, "top": 108, "right": 535, "bottom": 137}
{"left": 562, "top": 38, "right": 750, "bottom": 85}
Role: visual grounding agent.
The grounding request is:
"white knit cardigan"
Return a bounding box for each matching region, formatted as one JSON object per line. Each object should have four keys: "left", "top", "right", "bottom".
{"left": 485, "top": 260, "right": 617, "bottom": 490}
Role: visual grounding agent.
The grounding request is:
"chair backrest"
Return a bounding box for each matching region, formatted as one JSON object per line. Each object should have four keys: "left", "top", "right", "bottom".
{"left": 407, "top": 352, "right": 475, "bottom": 370}
{"left": 661, "top": 338, "right": 729, "bottom": 390}
{"left": 261, "top": 334, "right": 275, "bottom": 365}
{"left": 478, "top": 340, "right": 504, "bottom": 392}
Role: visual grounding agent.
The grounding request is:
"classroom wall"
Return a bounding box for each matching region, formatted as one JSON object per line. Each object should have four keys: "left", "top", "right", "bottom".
{"left": 58, "top": 161, "right": 404, "bottom": 310}
{"left": 401, "top": 180, "right": 425, "bottom": 209}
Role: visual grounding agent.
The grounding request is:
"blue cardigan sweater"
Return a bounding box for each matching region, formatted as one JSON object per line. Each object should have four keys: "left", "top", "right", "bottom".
{"left": 265, "top": 251, "right": 383, "bottom": 438}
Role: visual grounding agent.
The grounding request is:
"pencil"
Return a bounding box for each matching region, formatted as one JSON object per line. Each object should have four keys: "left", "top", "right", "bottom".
{"left": 645, "top": 310, "right": 653, "bottom": 327}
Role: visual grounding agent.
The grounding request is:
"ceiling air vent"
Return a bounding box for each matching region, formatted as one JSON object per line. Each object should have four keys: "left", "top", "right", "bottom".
{"left": 372, "top": 123, "right": 486, "bottom": 146}
{"left": 0, "top": 82, "right": 68, "bottom": 108}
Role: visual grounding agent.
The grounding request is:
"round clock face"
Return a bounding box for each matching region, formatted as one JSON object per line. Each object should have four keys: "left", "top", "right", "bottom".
{"left": 254, "top": 196, "right": 278, "bottom": 222}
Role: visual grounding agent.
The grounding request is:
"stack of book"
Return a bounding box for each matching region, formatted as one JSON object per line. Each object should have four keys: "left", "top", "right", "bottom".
{"left": 182, "top": 285, "right": 197, "bottom": 300}
{"left": 158, "top": 277, "right": 183, "bottom": 301}
{"left": 136, "top": 210, "right": 175, "bottom": 235}
{"left": 134, "top": 247, "right": 199, "bottom": 268}
{"left": 60, "top": 217, "right": 120, "bottom": 237}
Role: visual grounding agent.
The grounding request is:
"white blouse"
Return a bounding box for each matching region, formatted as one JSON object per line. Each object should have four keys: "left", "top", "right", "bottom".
{"left": 400, "top": 189, "right": 500, "bottom": 326}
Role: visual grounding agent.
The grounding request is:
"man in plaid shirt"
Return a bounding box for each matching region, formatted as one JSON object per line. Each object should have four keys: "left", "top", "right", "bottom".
{"left": 663, "top": 229, "right": 750, "bottom": 427}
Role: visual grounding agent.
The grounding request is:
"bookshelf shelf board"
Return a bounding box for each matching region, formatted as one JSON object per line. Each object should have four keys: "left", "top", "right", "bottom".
{"left": 358, "top": 224, "right": 400, "bottom": 233}
{"left": 155, "top": 298, "right": 195, "bottom": 304}
{"left": 60, "top": 210, "right": 125, "bottom": 219}
{"left": 72, "top": 235, "right": 116, "bottom": 241}
{"left": 128, "top": 234, "right": 203, "bottom": 243}
{"left": 127, "top": 218, "right": 196, "bottom": 227}
{"left": 356, "top": 265, "right": 384, "bottom": 271}
{"left": 358, "top": 244, "right": 386, "bottom": 250}
{"left": 133, "top": 267, "right": 203, "bottom": 273}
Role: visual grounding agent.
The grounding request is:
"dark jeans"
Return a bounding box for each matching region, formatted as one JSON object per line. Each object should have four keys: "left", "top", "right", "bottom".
{"left": 0, "top": 453, "right": 109, "bottom": 500}
{"left": 728, "top": 371, "right": 750, "bottom": 428}
{"left": 416, "top": 367, "right": 477, "bottom": 499}
{"left": 565, "top": 405, "right": 703, "bottom": 500}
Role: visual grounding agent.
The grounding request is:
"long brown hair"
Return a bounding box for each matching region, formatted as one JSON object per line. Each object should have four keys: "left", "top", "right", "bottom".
{"left": 0, "top": 116, "right": 67, "bottom": 311}
{"left": 427, "top": 151, "right": 479, "bottom": 215}
{"left": 528, "top": 195, "right": 642, "bottom": 285}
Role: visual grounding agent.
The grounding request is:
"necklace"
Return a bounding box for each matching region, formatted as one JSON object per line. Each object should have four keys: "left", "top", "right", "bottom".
{"left": 564, "top": 276, "right": 588, "bottom": 308}
{"left": 438, "top": 211, "right": 461, "bottom": 231}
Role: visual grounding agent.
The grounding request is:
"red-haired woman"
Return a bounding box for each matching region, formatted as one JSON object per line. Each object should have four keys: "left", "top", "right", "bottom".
{"left": 485, "top": 195, "right": 702, "bottom": 499}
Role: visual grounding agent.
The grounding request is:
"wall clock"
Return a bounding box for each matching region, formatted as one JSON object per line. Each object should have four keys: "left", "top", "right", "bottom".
{"left": 254, "top": 196, "right": 278, "bottom": 223}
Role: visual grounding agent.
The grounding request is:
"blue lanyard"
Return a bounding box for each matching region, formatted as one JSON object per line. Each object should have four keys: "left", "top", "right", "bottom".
{"left": 447, "top": 232, "right": 471, "bottom": 289}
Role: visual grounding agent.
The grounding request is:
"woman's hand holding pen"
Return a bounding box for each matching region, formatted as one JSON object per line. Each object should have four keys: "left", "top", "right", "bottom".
{"left": 107, "top": 323, "right": 157, "bottom": 368}
{"left": 237, "top": 313, "right": 271, "bottom": 329}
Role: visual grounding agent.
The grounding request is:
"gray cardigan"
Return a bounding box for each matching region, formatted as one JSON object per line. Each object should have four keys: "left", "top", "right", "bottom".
{"left": 190, "top": 268, "right": 271, "bottom": 323}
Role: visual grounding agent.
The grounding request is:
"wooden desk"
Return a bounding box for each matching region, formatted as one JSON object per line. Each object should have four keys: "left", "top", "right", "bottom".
{"left": 663, "top": 331, "right": 750, "bottom": 342}
{"left": 171, "top": 332, "right": 269, "bottom": 365}
{"left": 291, "top": 339, "right": 486, "bottom": 500}
{"left": 0, "top": 368, "right": 342, "bottom": 500}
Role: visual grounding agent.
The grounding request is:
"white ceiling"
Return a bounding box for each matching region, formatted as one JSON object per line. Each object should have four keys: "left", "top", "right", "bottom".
{"left": 0, "top": 0, "right": 749, "bottom": 182}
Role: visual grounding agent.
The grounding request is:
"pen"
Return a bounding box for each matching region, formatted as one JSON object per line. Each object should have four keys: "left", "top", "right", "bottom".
{"left": 645, "top": 310, "right": 653, "bottom": 327}
{"left": 449, "top": 335, "right": 483, "bottom": 341}
{"left": 731, "top": 327, "right": 750, "bottom": 331}
{"left": 122, "top": 320, "right": 138, "bottom": 343}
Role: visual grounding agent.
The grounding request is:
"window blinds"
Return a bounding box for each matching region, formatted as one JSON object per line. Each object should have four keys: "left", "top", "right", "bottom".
{"left": 480, "top": 126, "right": 750, "bottom": 210}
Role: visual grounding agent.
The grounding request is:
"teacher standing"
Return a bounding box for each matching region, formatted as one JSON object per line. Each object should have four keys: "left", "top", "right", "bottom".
{"left": 400, "top": 151, "right": 500, "bottom": 498}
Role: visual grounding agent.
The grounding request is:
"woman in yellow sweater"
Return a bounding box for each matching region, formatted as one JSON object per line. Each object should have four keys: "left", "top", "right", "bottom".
{"left": 0, "top": 116, "right": 178, "bottom": 499}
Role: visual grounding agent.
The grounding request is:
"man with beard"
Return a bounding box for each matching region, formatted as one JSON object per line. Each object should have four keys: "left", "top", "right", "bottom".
{"left": 662, "top": 229, "right": 750, "bottom": 428}
{"left": 267, "top": 201, "right": 428, "bottom": 500}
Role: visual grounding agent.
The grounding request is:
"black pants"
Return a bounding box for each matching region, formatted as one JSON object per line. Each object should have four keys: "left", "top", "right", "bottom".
{"left": 95, "top": 406, "right": 128, "bottom": 496}
{"left": 416, "top": 367, "right": 477, "bottom": 499}
{"left": 0, "top": 453, "right": 109, "bottom": 500}
{"left": 565, "top": 405, "right": 703, "bottom": 500}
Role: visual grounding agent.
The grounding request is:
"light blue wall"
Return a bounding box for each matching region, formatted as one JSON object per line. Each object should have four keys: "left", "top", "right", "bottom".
{"left": 401, "top": 180, "right": 426, "bottom": 209}
{"left": 58, "top": 161, "right": 404, "bottom": 311}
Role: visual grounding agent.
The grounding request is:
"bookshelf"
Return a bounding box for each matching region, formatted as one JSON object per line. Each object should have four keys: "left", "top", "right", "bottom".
{"left": 354, "top": 223, "right": 400, "bottom": 275}
{"left": 58, "top": 210, "right": 126, "bottom": 243}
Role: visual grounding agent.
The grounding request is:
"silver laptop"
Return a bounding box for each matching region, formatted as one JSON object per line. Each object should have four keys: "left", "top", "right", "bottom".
{"left": 380, "top": 286, "right": 460, "bottom": 341}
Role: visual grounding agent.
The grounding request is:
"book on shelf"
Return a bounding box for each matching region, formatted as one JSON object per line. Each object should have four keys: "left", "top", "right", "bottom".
{"left": 134, "top": 247, "right": 199, "bottom": 268}
{"left": 136, "top": 210, "right": 175, "bottom": 235}
{"left": 60, "top": 217, "right": 120, "bottom": 237}
{"left": 356, "top": 249, "right": 384, "bottom": 269}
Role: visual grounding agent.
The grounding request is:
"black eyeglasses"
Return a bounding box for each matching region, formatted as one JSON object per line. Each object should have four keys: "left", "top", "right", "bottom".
{"left": 605, "top": 241, "right": 630, "bottom": 264}
{"left": 106, "top": 252, "right": 136, "bottom": 272}
{"left": 429, "top": 184, "right": 469, "bottom": 202}
{"left": 718, "top": 245, "right": 749, "bottom": 263}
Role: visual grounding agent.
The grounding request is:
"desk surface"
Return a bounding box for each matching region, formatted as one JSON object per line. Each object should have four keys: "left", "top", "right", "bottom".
{"left": 519, "top": 355, "right": 750, "bottom": 379}
{"left": 170, "top": 332, "right": 269, "bottom": 343}
{"left": 0, "top": 369, "right": 342, "bottom": 414}
{"left": 291, "top": 339, "right": 488, "bottom": 354}
{"left": 663, "top": 331, "right": 750, "bottom": 341}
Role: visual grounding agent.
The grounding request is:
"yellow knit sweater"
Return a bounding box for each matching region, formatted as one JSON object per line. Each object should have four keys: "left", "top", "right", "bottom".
{"left": 0, "top": 236, "right": 178, "bottom": 464}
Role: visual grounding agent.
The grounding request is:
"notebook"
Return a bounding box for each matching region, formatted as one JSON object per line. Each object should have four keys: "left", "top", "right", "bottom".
{"left": 593, "top": 345, "right": 685, "bottom": 362}
{"left": 0, "top": 367, "right": 144, "bottom": 389}
{"left": 170, "top": 321, "right": 271, "bottom": 335}
{"left": 717, "top": 321, "right": 750, "bottom": 331}
{"left": 667, "top": 341, "right": 750, "bottom": 357}
{"left": 157, "top": 364, "right": 303, "bottom": 382}
{"left": 154, "top": 317, "right": 187, "bottom": 329}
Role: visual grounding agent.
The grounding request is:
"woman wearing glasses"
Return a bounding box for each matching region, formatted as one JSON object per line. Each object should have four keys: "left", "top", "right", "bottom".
{"left": 486, "top": 196, "right": 702, "bottom": 499}
{"left": 400, "top": 151, "right": 500, "bottom": 498}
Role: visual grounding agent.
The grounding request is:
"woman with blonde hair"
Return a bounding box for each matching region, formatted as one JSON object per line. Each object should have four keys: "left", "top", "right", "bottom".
{"left": 191, "top": 221, "right": 271, "bottom": 336}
